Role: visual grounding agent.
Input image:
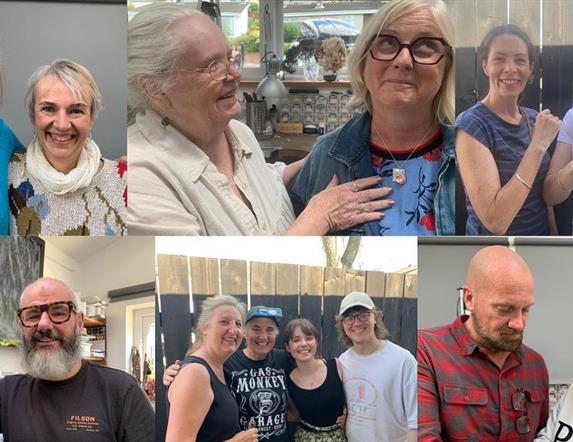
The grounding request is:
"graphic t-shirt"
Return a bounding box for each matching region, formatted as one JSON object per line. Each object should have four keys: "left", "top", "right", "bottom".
{"left": 0, "top": 360, "right": 154, "bottom": 442}
{"left": 224, "top": 349, "right": 293, "bottom": 442}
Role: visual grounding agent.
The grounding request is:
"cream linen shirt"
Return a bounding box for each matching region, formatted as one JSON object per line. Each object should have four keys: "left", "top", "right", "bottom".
{"left": 127, "top": 110, "right": 295, "bottom": 235}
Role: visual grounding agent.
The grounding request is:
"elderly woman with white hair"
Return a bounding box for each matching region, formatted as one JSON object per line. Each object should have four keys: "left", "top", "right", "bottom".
{"left": 0, "top": 62, "right": 25, "bottom": 235}
{"left": 291, "top": 0, "right": 456, "bottom": 236}
{"left": 8, "top": 59, "right": 127, "bottom": 235}
{"left": 127, "top": 3, "right": 392, "bottom": 236}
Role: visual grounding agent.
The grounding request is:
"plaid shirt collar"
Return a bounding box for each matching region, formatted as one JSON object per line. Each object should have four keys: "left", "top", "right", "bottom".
{"left": 450, "top": 315, "right": 524, "bottom": 369}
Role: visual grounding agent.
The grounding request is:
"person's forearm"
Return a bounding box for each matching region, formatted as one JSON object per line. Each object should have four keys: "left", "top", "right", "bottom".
{"left": 282, "top": 158, "right": 306, "bottom": 190}
{"left": 543, "top": 160, "right": 573, "bottom": 206}
{"left": 285, "top": 205, "right": 328, "bottom": 235}
{"left": 475, "top": 145, "right": 546, "bottom": 235}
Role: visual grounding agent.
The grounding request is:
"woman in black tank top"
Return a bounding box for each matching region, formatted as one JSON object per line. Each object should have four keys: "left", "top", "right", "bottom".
{"left": 165, "top": 296, "right": 258, "bottom": 442}
{"left": 284, "top": 318, "right": 347, "bottom": 442}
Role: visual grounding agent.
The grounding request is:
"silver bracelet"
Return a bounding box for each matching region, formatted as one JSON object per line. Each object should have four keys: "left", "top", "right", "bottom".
{"left": 515, "top": 172, "right": 532, "bottom": 190}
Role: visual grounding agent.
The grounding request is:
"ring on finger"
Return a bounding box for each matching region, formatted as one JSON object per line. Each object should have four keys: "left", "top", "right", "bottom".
{"left": 357, "top": 202, "right": 366, "bottom": 213}
{"left": 351, "top": 182, "right": 358, "bottom": 192}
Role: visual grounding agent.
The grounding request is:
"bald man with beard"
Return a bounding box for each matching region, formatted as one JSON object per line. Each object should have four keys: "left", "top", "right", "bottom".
{"left": 0, "top": 278, "right": 154, "bottom": 442}
{"left": 418, "top": 246, "right": 549, "bottom": 442}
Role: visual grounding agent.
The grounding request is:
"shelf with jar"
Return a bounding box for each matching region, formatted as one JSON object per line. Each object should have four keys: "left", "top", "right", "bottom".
{"left": 82, "top": 316, "right": 107, "bottom": 365}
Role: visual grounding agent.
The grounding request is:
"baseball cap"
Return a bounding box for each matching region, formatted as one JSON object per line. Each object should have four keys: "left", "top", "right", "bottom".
{"left": 339, "top": 292, "right": 375, "bottom": 316}
{"left": 245, "top": 306, "right": 283, "bottom": 327}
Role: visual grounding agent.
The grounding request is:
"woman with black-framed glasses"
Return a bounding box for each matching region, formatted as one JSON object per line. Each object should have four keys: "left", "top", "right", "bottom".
{"left": 456, "top": 24, "right": 561, "bottom": 235}
{"left": 127, "top": 3, "right": 389, "bottom": 236}
{"left": 290, "top": 0, "right": 456, "bottom": 236}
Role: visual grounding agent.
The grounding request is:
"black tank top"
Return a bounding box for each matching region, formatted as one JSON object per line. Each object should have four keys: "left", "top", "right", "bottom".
{"left": 181, "top": 355, "right": 240, "bottom": 442}
{"left": 286, "top": 358, "right": 345, "bottom": 427}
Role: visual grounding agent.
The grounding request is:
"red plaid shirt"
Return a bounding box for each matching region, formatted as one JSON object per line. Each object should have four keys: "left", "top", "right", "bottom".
{"left": 418, "top": 316, "right": 549, "bottom": 442}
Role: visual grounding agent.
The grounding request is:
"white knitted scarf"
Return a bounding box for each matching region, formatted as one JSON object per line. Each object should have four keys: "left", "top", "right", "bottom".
{"left": 26, "top": 136, "right": 102, "bottom": 195}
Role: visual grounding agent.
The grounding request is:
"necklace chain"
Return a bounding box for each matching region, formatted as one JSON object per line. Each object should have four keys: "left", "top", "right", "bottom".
{"left": 371, "top": 121, "right": 436, "bottom": 185}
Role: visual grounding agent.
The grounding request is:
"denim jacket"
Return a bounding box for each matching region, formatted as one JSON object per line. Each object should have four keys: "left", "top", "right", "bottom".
{"left": 290, "top": 112, "right": 456, "bottom": 235}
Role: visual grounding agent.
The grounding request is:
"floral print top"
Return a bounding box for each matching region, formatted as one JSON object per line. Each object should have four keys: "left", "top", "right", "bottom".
{"left": 8, "top": 151, "right": 127, "bottom": 236}
{"left": 370, "top": 129, "right": 443, "bottom": 236}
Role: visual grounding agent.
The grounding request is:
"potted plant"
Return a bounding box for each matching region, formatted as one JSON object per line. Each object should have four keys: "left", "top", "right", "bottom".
{"left": 284, "top": 37, "right": 321, "bottom": 80}
{"left": 315, "top": 37, "right": 347, "bottom": 81}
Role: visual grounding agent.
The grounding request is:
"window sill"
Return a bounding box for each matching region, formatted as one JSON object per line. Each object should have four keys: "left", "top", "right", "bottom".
{"left": 241, "top": 80, "right": 351, "bottom": 89}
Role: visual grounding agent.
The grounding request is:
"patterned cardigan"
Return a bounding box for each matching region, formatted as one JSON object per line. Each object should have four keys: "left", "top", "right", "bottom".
{"left": 8, "top": 151, "right": 127, "bottom": 236}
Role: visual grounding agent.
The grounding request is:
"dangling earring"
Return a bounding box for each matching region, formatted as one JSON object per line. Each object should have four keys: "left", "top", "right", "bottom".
{"left": 161, "top": 117, "right": 170, "bottom": 129}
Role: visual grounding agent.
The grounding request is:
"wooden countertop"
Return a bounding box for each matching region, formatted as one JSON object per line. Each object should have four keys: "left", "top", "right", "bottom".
{"left": 257, "top": 133, "right": 318, "bottom": 161}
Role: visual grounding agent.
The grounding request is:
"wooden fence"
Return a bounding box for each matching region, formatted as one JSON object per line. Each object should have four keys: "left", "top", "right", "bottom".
{"left": 449, "top": 0, "right": 573, "bottom": 233}
{"left": 154, "top": 254, "right": 417, "bottom": 442}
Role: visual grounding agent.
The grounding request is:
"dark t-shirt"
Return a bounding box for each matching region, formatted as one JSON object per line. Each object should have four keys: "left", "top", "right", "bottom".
{"left": 224, "top": 349, "right": 293, "bottom": 442}
{"left": 0, "top": 360, "right": 154, "bottom": 442}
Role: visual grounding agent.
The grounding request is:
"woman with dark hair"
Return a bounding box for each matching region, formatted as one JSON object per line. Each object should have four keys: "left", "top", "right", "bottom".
{"left": 456, "top": 24, "right": 561, "bottom": 235}
{"left": 283, "top": 318, "right": 347, "bottom": 442}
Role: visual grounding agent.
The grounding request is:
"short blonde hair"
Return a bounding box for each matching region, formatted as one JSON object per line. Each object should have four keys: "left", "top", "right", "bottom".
{"left": 347, "top": 0, "right": 455, "bottom": 125}
{"left": 188, "top": 295, "right": 246, "bottom": 354}
{"left": 25, "top": 59, "right": 102, "bottom": 124}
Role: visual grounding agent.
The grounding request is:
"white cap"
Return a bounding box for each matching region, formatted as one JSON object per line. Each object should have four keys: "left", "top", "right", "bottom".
{"left": 339, "top": 291, "right": 375, "bottom": 315}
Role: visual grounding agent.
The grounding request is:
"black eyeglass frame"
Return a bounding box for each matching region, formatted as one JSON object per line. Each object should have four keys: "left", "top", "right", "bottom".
{"left": 511, "top": 388, "right": 531, "bottom": 434}
{"left": 342, "top": 310, "right": 372, "bottom": 325}
{"left": 370, "top": 34, "right": 452, "bottom": 65}
{"left": 17, "top": 301, "right": 77, "bottom": 327}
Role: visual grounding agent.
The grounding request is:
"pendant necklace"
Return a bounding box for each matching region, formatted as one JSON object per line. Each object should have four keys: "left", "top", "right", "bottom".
{"left": 371, "top": 121, "right": 435, "bottom": 185}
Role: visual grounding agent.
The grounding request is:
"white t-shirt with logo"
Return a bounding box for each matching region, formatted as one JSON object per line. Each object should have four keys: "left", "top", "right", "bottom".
{"left": 339, "top": 341, "right": 417, "bottom": 442}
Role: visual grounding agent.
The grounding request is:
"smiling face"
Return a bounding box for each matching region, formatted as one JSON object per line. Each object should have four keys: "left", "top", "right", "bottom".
{"left": 482, "top": 33, "right": 533, "bottom": 101}
{"left": 202, "top": 305, "right": 244, "bottom": 357}
{"left": 34, "top": 75, "right": 94, "bottom": 174}
{"left": 342, "top": 307, "right": 377, "bottom": 346}
{"left": 244, "top": 317, "right": 277, "bottom": 358}
{"left": 285, "top": 326, "right": 317, "bottom": 363}
{"left": 19, "top": 279, "right": 84, "bottom": 380}
{"left": 364, "top": 7, "right": 448, "bottom": 113}
{"left": 156, "top": 15, "right": 241, "bottom": 140}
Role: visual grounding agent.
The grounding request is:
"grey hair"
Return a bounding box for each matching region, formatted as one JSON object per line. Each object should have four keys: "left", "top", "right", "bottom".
{"left": 25, "top": 59, "right": 102, "bottom": 124}
{"left": 346, "top": 0, "right": 455, "bottom": 125}
{"left": 20, "top": 277, "right": 82, "bottom": 309}
{"left": 188, "top": 295, "right": 246, "bottom": 354}
{"left": 127, "top": 3, "right": 206, "bottom": 124}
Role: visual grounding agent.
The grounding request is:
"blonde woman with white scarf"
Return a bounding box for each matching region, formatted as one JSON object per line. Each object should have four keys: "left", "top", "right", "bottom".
{"left": 8, "top": 59, "right": 127, "bottom": 235}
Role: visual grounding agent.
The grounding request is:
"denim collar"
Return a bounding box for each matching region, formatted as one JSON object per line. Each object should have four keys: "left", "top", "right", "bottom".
{"left": 327, "top": 111, "right": 455, "bottom": 164}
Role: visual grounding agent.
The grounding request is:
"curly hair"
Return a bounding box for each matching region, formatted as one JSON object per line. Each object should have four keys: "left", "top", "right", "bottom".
{"left": 335, "top": 307, "right": 389, "bottom": 348}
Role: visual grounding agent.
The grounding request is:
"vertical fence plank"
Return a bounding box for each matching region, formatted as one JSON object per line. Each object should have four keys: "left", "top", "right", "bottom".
{"left": 275, "top": 263, "right": 300, "bottom": 348}
{"left": 221, "top": 259, "right": 248, "bottom": 306}
{"left": 323, "top": 267, "right": 346, "bottom": 358}
{"left": 365, "top": 270, "right": 386, "bottom": 299}
{"left": 189, "top": 257, "right": 219, "bottom": 350}
{"left": 401, "top": 273, "right": 418, "bottom": 356}
{"left": 343, "top": 269, "right": 366, "bottom": 293}
{"left": 300, "top": 265, "right": 324, "bottom": 344}
{"left": 383, "top": 273, "right": 405, "bottom": 351}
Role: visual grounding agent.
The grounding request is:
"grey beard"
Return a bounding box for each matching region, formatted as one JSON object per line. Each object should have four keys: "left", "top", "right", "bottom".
{"left": 21, "top": 328, "right": 82, "bottom": 381}
{"left": 472, "top": 313, "right": 523, "bottom": 352}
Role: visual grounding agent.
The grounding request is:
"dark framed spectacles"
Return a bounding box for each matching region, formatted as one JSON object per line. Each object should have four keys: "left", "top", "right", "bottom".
{"left": 512, "top": 388, "right": 531, "bottom": 434}
{"left": 17, "top": 301, "right": 77, "bottom": 327}
{"left": 178, "top": 55, "right": 243, "bottom": 82}
{"left": 370, "top": 34, "right": 451, "bottom": 65}
{"left": 342, "top": 311, "right": 371, "bottom": 325}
